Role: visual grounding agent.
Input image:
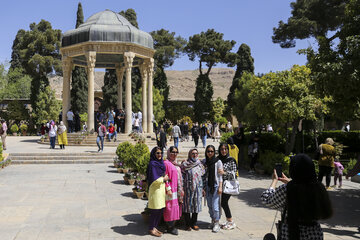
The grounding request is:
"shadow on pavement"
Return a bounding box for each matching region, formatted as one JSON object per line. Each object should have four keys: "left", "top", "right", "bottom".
{"left": 322, "top": 227, "right": 360, "bottom": 239}
{"left": 321, "top": 188, "right": 360, "bottom": 229}
{"left": 107, "top": 170, "right": 118, "bottom": 173}
{"left": 111, "top": 214, "right": 147, "bottom": 236}
{"left": 121, "top": 192, "right": 137, "bottom": 199}
{"left": 111, "top": 180, "right": 124, "bottom": 185}
{"left": 20, "top": 139, "right": 39, "bottom": 143}
{"left": 236, "top": 187, "right": 268, "bottom": 208}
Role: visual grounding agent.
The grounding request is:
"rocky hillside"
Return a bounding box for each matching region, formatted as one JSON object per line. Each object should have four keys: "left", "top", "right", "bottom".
{"left": 50, "top": 68, "right": 235, "bottom": 101}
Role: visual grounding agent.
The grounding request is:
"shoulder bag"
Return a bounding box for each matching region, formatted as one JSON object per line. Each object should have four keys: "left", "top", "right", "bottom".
{"left": 223, "top": 172, "right": 240, "bottom": 195}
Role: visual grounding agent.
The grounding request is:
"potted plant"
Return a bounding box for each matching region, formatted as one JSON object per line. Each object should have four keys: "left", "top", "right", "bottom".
{"left": 10, "top": 124, "right": 19, "bottom": 136}
{"left": 134, "top": 180, "right": 146, "bottom": 199}
{"left": 116, "top": 142, "right": 135, "bottom": 172}
{"left": 20, "top": 123, "right": 28, "bottom": 136}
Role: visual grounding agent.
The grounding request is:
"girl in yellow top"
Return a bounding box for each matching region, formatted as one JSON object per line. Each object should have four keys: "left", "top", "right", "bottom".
{"left": 147, "top": 146, "right": 169, "bottom": 237}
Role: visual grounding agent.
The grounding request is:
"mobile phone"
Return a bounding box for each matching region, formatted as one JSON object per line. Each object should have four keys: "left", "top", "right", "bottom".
{"left": 275, "top": 163, "right": 282, "bottom": 178}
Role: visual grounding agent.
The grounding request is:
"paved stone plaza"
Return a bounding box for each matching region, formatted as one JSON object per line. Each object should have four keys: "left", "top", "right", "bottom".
{"left": 0, "top": 136, "right": 359, "bottom": 239}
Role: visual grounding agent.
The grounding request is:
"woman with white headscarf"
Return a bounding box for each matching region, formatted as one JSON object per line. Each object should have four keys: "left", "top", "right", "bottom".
{"left": 57, "top": 121, "right": 68, "bottom": 149}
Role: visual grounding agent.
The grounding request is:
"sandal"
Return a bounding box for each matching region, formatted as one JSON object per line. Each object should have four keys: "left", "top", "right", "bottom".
{"left": 149, "top": 229, "right": 161, "bottom": 237}
{"left": 191, "top": 225, "right": 200, "bottom": 231}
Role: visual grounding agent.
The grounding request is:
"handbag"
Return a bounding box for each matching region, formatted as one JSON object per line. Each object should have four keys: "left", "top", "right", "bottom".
{"left": 223, "top": 172, "right": 240, "bottom": 195}
{"left": 263, "top": 211, "right": 278, "bottom": 240}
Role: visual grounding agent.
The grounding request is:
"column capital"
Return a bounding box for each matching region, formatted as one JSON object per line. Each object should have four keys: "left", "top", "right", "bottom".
{"left": 139, "top": 63, "right": 148, "bottom": 80}
{"left": 124, "top": 52, "right": 135, "bottom": 69}
{"left": 85, "top": 51, "right": 96, "bottom": 70}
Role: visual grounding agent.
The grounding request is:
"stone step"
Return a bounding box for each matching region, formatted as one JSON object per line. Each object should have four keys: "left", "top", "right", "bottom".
{"left": 11, "top": 159, "right": 114, "bottom": 164}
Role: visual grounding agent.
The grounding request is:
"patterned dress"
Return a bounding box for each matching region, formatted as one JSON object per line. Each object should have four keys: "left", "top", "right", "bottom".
{"left": 164, "top": 160, "right": 181, "bottom": 221}
{"left": 261, "top": 184, "right": 324, "bottom": 240}
{"left": 181, "top": 159, "right": 205, "bottom": 213}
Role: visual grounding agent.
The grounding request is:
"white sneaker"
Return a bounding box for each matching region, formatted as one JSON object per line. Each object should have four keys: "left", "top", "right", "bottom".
{"left": 212, "top": 222, "right": 220, "bottom": 233}
{"left": 208, "top": 219, "right": 215, "bottom": 229}
{"left": 223, "top": 221, "right": 236, "bottom": 230}
{"left": 220, "top": 221, "right": 229, "bottom": 227}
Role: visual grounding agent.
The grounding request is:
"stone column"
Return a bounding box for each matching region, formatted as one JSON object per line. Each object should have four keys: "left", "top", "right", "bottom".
{"left": 140, "top": 64, "right": 148, "bottom": 133}
{"left": 147, "top": 58, "right": 154, "bottom": 133}
{"left": 115, "top": 66, "right": 125, "bottom": 110}
{"left": 124, "top": 52, "right": 135, "bottom": 134}
{"left": 62, "top": 56, "right": 72, "bottom": 127}
{"left": 85, "top": 51, "right": 96, "bottom": 132}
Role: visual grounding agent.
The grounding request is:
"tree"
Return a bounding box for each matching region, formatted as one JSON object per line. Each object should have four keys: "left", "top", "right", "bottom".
{"left": 101, "top": 69, "right": 118, "bottom": 111}
{"left": 32, "top": 86, "right": 61, "bottom": 125}
{"left": 211, "top": 97, "right": 227, "bottom": 123}
{"left": 119, "top": 8, "right": 138, "bottom": 28}
{"left": 11, "top": 20, "right": 62, "bottom": 124}
{"left": 133, "top": 87, "right": 165, "bottom": 122}
{"left": 71, "top": 2, "right": 88, "bottom": 114}
{"left": 227, "top": 43, "right": 254, "bottom": 115}
{"left": 194, "top": 74, "right": 213, "bottom": 122}
{"left": 6, "top": 100, "right": 30, "bottom": 124}
{"left": 150, "top": 29, "right": 186, "bottom": 113}
{"left": 185, "top": 29, "right": 237, "bottom": 121}
{"left": 248, "top": 65, "right": 328, "bottom": 154}
{"left": 272, "top": 0, "right": 346, "bottom": 48}
{"left": 9, "top": 30, "right": 25, "bottom": 71}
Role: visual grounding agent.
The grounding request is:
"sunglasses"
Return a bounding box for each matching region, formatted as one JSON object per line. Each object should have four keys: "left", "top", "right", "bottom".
{"left": 171, "top": 151, "right": 179, "bottom": 154}
{"left": 220, "top": 148, "right": 228, "bottom": 151}
{"left": 155, "top": 152, "right": 162, "bottom": 155}
{"left": 207, "top": 150, "right": 214, "bottom": 153}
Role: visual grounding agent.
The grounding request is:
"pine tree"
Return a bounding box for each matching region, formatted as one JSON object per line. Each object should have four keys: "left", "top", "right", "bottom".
{"left": 101, "top": 69, "right": 118, "bottom": 111}
{"left": 71, "top": 2, "right": 88, "bottom": 114}
{"left": 227, "top": 43, "right": 254, "bottom": 114}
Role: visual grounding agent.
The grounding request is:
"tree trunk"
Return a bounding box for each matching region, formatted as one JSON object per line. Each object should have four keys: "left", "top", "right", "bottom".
{"left": 285, "top": 119, "right": 300, "bottom": 155}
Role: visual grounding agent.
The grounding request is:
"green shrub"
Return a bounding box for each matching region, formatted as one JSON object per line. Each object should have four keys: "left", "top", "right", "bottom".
{"left": 220, "top": 131, "right": 233, "bottom": 143}
{"left": 133, "top": 143, "right": 150, "bottom": 171}
{"left": 343, "top": 158, "right": 357, "bottom": 175}
{"left": 258, "top": 150, "right": 290, "bottom": 176}
{"left": 20, "top": 124, "right": 28, "bottom": 132}
{"left": 258, "top": 132, "right": 286, "bottom": 153}
{"left": 116, "top": 142, "right": 135, "bottom": 168}
{"left": 136, "top": 152, "right": 150, "bottom": 175}
{"left": 179, "top": 116, "right": 193, "bottom": 129}
{"left": 10, "top": 124, "right": 19, "bottom": 133}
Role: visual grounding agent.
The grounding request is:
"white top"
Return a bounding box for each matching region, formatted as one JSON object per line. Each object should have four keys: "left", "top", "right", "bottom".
{"left": 67, "top": 111, "right": 74, "bottom": 121}
{"left": 49, "top": 125, "right": 58, "bottom": 137}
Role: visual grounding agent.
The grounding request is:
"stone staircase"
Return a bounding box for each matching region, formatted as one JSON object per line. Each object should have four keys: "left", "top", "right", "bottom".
{"left": 9, "top": 152, "right": 117, "bottom": 164}
{"left": 38, "top": 132, "right": 157, "bottom": 147}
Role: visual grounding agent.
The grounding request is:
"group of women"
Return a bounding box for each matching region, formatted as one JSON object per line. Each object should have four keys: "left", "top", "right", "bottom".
{"left": 146, "top": 143, "right": 238, "bottom": 237}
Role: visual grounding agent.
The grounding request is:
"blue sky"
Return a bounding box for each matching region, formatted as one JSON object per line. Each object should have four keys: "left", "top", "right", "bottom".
{"left": 0, "top": 0, "right": 314, "bottom": 74}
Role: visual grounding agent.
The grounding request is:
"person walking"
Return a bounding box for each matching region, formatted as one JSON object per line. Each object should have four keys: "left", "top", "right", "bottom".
{"left": 333, "top": 159, "right": 344, "bottom": 188}
{"left": 172, "top": 123, "right": 181, "bottom": 148}
{"left": 0, "top": 120, "right": 7, "bottom": 150}
{"left": 181, "top": 148, "right": 205, "bottom": 231}
{"left": 96, "top": 122, "right": 106, "bottom": 153}
{"left": 261, "top": 154, "right": 333, "bottom": 240}
{"left": 248, "top": 134, "right": 259, "bottom": 173}
{"left": 203, "top": 145, "right": 223, "bottom": 233}
{"left": 200, "top": 123, "right": 208, "bottom": 148}
{"left": 48, "top": 121, "right": 57, "bottom": 149}
{"left": 318, "top": 138, "right": 336, "bottom": 190}
{"left": 212, "top": 122, "right": 221, "bottom": 142}
{"left": 158, "top": 127, "right": 167, "bottom": 153}
{"left": 163, "top": 146, "right": 183, "bottom": 235}
{"left": 147, "top": 147, "right": 169, "bottom": 237}
{"left": 183, "top": 122, "right": 189, "bottom": 142}
{"left": 66, "top": 109, "right": 74, "bottom": 133}
{"left": 217, "top": 143, "right": 237, "bottom": 230}
{"left": 191, "top": 122, "right": 200, "bottom": 148}
{"left": 57, "top": 121, "right": 68, "bottom": 149}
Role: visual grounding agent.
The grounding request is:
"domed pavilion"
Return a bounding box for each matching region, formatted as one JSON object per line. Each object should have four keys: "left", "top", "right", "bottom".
{"left": 60, "top": 10, "right": 155, "bottom": 133}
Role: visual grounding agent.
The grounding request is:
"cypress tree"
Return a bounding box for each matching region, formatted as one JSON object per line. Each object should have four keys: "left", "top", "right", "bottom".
{"left": 227, "top": 43, "right": 254, "bottom": 113}
{"left": 101, "top": 69, "right": 118, "bottom": 111}
{"left": 71, "top": 2, "right": 88, "bottom": 114}
{"left": 10, "top": 29, "right": 26, "bottom": 72}
{"left": 194, "top": 74, "right": 213, "bottom": 122}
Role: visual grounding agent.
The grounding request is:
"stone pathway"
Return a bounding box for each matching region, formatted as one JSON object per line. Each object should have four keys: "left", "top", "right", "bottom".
{"left": 0, "top": 136, "right": 359, "bottom": 239}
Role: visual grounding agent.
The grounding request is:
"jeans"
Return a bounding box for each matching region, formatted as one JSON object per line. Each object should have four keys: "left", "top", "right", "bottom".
{"left": 67, "top": 120, "right": 73, "bottom": 133}
{"left": 108, "top": 131, "right": 117, "bottom": 141}
{"left": 206, "top": 185, "right": 220, "bottom": 221}
{"left": 50, "top": 136, "right": 56, "bottom": 149}
{"left": 174, "top": 137, "right": 179, "bottom": 148}
{"left": 202, "top": 136, "right": 207, "bottom": 147}
{"left": 96, "top": 136, "right": 104, "bottom": 151}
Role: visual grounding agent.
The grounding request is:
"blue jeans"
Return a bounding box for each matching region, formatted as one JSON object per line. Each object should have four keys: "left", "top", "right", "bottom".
{"left": 202, "top": 136, "right": 207, "bottom": 147}
{"left": 174, "top": 137, "right": 179, "bottom": 148}
{"left": 108, "top": 131, "right": 117, "bottom": 141}
{"left": 96, "top": 136, "right": 104, "bottom": 151}
{"left": 206, "top": 185, "right": 220, "bottom": 221}
{"left": 50, "top": 136, "right": 56, "bottom": 149}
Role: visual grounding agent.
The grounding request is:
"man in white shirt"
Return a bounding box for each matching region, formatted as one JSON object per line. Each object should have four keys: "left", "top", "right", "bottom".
{"left": 66, "top": 109, "right": 74, "bottom": 133}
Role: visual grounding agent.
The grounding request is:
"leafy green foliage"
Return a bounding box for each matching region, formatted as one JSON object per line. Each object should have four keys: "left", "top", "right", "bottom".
{"left": 5, "top": 101, "right": 30, "bottom": 124}
{"left": 194, "top": 74, "right": 213, "bottom": 122}
{"left": 258, "top": 151, "right": 290, "bottom": 176}
{"left": 119, "top": 9, "right": 139, "bottom": 28}
{"left": 133, "top": 87, "right": 165, "bottom": 122}
{"left": 227, "top": 43, "right": 254, "bottom": 114}
{"left": 71, "top": 3, "right": 88, "bottom": 114}
{"left": 343, "top": 158, "right": 357, "bottom": 175}
{"left": 220, "top": 131, "right": 234, "bottom": 144}
{"left": 211, "top": 97, "right": 226, "bottom": 122}
{"left": 179, "top": 116, "right": 193, "bottom": 129}
{"left": 0, "top": 65, "right": 31, "bottom": 100}
{"left": 135, "top": 152, "right": 150, "bottom": 175}
{"left": 272, "top": 0, "right": 346, "bottom": 48}
{"left": 166, "top": 102, "right": 194, "bottom": 123}
{"left": 116, "top": 142, "right": 135, "bottom": 168}
{"left": 101, "top": 69, "right": 118, "bottom": 112}
{"left": 10, "top": 124, "right": 19, "bottom": 133}
{"left": 32, "top": 86, "right": 61, "bottom": 125}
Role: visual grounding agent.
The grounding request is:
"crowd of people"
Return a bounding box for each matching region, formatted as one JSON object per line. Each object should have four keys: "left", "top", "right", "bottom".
{"left": 146, "top": 143, "right": 238, "bottom": 237}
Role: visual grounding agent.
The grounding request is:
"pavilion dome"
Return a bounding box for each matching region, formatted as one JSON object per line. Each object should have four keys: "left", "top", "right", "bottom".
{"left": 62, "top": 9, "right": 154, "bottom": 49}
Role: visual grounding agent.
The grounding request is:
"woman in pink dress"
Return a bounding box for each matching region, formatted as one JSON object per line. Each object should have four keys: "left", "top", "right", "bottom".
{"left": 163, "top": 146, "right": 183, "bottom": 235}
